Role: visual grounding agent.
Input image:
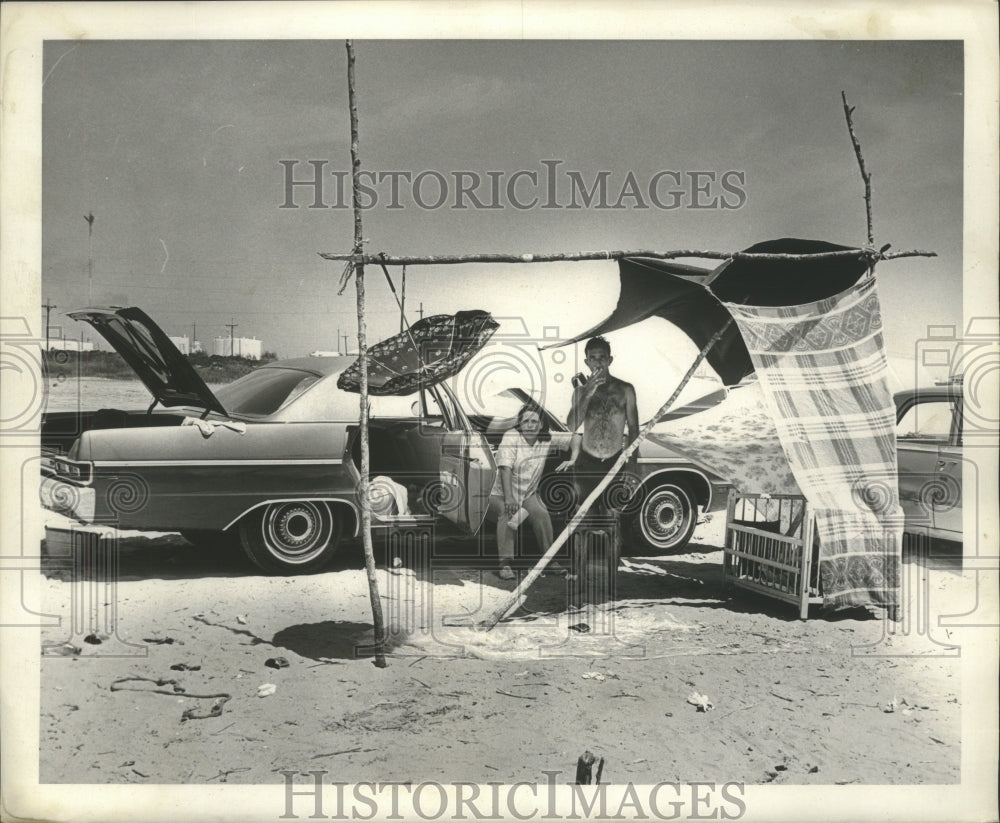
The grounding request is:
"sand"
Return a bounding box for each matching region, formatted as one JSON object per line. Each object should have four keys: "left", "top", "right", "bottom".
{"left": 38, "top": 511, "right": 962, "bottom": 787}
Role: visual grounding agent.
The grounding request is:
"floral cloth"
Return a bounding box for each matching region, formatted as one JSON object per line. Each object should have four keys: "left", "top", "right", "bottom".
{"left": 647, "top": 381, "right": 800, "bottom": 498}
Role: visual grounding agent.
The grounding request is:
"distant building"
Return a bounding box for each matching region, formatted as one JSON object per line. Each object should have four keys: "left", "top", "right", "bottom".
{"left": 167, "top": 335, "right": 203, "bottom": 355}
{"left": 168, "top": 335, "right": 190, "bottom": 355}
{"left": 48, "top": 338, "right": 94, "bottom": 353}
{"left": 213, "top": 336, "right": 263, "bottom": 360}
{"left": 309, "top": 350, "right": 343, "bottom": 357}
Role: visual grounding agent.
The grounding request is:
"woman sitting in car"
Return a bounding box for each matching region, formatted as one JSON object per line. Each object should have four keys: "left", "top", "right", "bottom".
{"left": 487, "top": 401, "right": 557, "bottom": 580}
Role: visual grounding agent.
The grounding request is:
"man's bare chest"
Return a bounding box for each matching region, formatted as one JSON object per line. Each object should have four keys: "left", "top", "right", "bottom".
{"left": 587, "top": 386, "right": 627, "bottom": 417}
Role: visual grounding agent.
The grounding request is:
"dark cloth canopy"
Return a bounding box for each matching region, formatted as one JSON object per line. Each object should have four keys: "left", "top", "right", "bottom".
{"left": 337, "top": 310, "right": 499, "bottom": 396}
{"left": 543, "top": 238, "right": 872, "bottom": 386}
{"left": 705, "top": 237, "right": 871, "bottom": 305}
{"left": 543, "top": 257, "right": 753, "bottom": 385}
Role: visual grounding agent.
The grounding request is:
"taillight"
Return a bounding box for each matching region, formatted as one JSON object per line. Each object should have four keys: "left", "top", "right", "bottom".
{"left": 52, "top": 456, "right": 91, "bottom": 483}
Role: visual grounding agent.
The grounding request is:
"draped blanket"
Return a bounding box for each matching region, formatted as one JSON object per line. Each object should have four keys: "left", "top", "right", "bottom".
{"left": 648, "top": 382, "right": 800, "bottom": 497}
{"left": 724, "top": 277, "right": 903, "bottom": 610}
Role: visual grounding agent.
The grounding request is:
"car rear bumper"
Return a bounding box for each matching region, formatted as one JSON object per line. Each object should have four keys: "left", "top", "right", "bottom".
{"left": 40, "top": 476, "right": 96, "bottom": 523}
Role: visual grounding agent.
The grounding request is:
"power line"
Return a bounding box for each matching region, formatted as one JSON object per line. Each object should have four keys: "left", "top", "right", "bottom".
{"left": 84, "top": 213, "right": 94, "bottom": 305}
{"left": 42, "top": 300, "right": 57, "bottom": 351}
{"left": 225, "top": 319, "right": 238, "bottom": 358}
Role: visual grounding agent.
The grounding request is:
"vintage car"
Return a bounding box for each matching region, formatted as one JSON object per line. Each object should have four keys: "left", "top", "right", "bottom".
{"left": 469, "top": 387, "right": 731, "bottom": 553}
{"left": 41, "top": 307, "right": 499, "bottom": 574}
{"left": 895, "top": 384, "right": 963, "bottom": 543}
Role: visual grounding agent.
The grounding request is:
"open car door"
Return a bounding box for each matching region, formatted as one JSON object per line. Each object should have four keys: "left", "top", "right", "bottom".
{"left": 427, "top": 383, "right": 497, "bottom": 534}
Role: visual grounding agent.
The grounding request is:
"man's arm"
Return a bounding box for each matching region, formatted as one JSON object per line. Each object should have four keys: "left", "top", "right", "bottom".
{"left": 624, "top": 383, "right": 639, "bottom": 446}
{"left": 566, "top": 380, "right": 599, "bottom": 431}
{"left": 566, "top": 385, "right": 584, "bottom": 432}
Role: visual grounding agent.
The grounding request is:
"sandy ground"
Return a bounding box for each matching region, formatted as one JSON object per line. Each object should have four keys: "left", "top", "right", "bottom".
{"left": 35, "top": 510, "right": 967, "bottom": 788}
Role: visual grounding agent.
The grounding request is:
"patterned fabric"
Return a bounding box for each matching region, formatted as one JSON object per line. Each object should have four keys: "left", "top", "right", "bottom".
{"left": 338, "top": 310, "right": 499, "bottom": 396}
{"left": 724, "top": 277, "right": 903, "bottom": 611}
{"left": 647, "top": 382, "right": 800, "bottom": 497}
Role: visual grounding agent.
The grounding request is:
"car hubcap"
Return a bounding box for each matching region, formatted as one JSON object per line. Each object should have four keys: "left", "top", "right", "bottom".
{"left": 640, "top": 487, "right": 690, "bottom": 548}
{"left": 262, "top": 502, "right": 331, "bottom": 564}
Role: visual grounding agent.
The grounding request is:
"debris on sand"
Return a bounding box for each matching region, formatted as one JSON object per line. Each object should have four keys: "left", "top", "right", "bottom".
{"left": 44, "top": 643, "right": 82, "bottom": 657}
{"left": 257, "top": 683, "right": 277, "bottom": 697}
{"left": 687, "top": 691, "right": 714, "bottom": 712}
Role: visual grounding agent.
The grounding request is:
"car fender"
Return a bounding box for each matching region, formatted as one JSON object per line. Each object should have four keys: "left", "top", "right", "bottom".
{"left": 224, "top": 497, "right": 361, "bottom": 536}
{"left": 631, "top": 465, "right": 716, "bottom": 510}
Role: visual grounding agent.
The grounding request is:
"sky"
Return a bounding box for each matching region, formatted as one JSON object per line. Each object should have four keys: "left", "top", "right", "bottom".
{"left": 41, "top": 39, "right": 964, "bottom": 419}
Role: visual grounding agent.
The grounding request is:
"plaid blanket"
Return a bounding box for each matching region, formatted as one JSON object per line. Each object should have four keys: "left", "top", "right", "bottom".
{"left": 725, "top": 277, "right": 903, "bottom": 611}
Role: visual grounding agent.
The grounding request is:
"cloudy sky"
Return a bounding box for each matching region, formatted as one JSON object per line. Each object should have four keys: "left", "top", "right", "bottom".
{"left": 41, "top": 38, "right": 963, "bottom": 415}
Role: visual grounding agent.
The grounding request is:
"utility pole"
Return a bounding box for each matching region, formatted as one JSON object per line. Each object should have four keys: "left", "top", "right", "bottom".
{"left": 418, "top": 301, "right": 424, "bottom": 320}
{"left": 225, "top": 319, "right": 238, "bottom": 358}
{"left": 42, "top": 300, "right": 57, "bottom": 352}
{"left": 342, "top": 333, "right": 349, "bottom": 353}
{"left": 84, "top": 213, "right": 95, "bottom": 305}
{"left": 400, "top": 267, "right": 406, "bottom": 332}
{"left": 192, "top": 322, "right": 196, "bottom": 354}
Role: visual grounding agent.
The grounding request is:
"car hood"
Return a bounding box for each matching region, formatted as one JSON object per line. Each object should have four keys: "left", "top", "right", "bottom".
{"left": 68, "top": 307, "right": 228, "bottom": 416}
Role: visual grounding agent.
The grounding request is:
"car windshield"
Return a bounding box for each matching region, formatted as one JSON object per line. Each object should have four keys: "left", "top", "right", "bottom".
{"left": 214, "top": 367, "right": 321, "bottom": 416}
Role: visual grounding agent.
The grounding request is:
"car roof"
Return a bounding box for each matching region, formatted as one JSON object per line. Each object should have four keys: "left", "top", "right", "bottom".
{"left": 257, "top": 356, "right": 354, "bottom": 378}
{"left": 894, "top": 385, "right": 962, "bottom": 405}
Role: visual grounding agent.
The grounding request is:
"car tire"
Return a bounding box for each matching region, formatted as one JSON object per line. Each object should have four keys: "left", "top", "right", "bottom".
{"left": 239, "top": 501, "right": 342, "bottom": 574}
{"left": 629, "top": 479, "right": 697, "bottom": 554}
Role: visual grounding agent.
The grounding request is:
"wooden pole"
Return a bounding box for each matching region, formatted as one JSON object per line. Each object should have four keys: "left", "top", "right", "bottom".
{"left": 841, "top": 91, "right": 874, "bottom": 249}
{"left": 575, "top": 751, "right": 604, "bottom": 785}
{"left": 319, "top": 248, "right": 934, "bottom": 267}
{"left": 400, "top": 266, "right": 406, "bottom": 333}
{"left": 346, "top": 39, "right": 387, "bottom": 668}
{"left": 479, "top": 318, "right": 735, "bottom": 631}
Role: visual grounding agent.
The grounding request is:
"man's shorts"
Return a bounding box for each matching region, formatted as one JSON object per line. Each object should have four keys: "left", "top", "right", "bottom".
{"left": 572, "top": 449, "right": 628, "bottom": 521}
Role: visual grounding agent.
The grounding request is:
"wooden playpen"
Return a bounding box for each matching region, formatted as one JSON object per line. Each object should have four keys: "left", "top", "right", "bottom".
{"left": 722, "top": 491, "right": 822, "bottom": 619}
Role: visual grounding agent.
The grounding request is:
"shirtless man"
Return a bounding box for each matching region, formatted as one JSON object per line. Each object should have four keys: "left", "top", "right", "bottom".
{"left": 556, "top": 336, "right": 639, "bottom": 563}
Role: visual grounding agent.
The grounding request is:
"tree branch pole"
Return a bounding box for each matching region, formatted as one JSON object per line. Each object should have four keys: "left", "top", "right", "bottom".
{"left": 479, "top": 318, "right": 735, "bottom": 631}
{"left": 320, "top": 248, "right": 934, "bottom": 267}
{"left": 346, "top": 40, "right": 387, "bottom": 668}
{"left": 841, "top": 91, "right": 874, "bottom": 250}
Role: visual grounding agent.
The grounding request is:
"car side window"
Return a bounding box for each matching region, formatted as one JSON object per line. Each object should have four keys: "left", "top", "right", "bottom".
{"left": 896, "top": 400, "right": 955, "bottom": 444}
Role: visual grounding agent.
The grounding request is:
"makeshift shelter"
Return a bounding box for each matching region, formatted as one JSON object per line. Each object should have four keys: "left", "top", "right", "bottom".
{"left": 326, "top": 52, "right": 925, "bottom": 634}
{"left": 572, "top": 241, "right": 903, "bottom": 612}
